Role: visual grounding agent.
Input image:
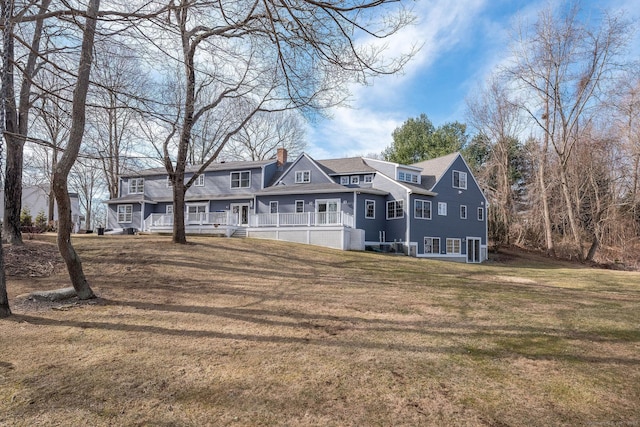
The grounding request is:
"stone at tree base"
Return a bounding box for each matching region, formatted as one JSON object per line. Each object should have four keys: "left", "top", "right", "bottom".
{"left": 25, "top": 287, "right": 77, "bottom": 302}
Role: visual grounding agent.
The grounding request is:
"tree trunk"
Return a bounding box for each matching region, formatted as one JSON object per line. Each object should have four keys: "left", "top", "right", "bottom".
{"left": 172, "top": 182, "right": 187, "bottom": 244}
{"left": 558, "top": 164, "right": 584, "bottom": 260}
{"left": 0, "top": 234, "right": 9, "bottom": 317}
{"left": 585, "top": 235, "right": 599, "bottom": 262}
{"left": 3, "top": 136, "right": 24, "bottom": 244}
{"left": 52, "top": 0, "right": 100, "bottom": 299}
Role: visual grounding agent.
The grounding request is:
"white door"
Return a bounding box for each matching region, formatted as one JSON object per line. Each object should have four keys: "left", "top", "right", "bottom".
{"left": 231, "top": 204, "right": 250, "bottom": 226}
{"left": 316, "top": 199, "right": 340, "bottom": 224}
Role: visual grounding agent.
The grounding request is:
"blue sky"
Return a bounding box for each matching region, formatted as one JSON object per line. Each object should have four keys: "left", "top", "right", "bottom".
{"left": 306, "top": 0, "right": 640, "bottom": 160}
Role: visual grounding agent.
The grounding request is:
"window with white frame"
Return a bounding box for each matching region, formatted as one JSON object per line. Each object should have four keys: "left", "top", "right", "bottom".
{"left": 452, "top": 170, "right": 467, "bottom": 189}
{"left": 295, "top": 170, "right": 311, "bottom": 183}
{"left": 270, "top": 201, "right": 279, "bottom": 214}
{"left": 438, "top": 202, "right": 447, "bottom": 216}
{"left": 424, "top": 237, "right": 440, "bottom": 254}
{"left": 295, "top": 200, "right": 304, "bottom": 213}
{"left": 166, "top": 205, "right": 173, "bottom": 215}
{"left": 446, "top": 238, "right": 461, "bottom": 254}
{"left": 195, "top": 174, "right": 205, "bottom": 187}
{"left": 398, "top": 171, "right": 419, "bottom": 183}
{"left": 414, "top": 200, "right": 432, "bottom": 219}
{"left": 129, "top": 178, "right": 144, "bottom": 194}
{"left": 340, "top": 176, "right": 349, "bottom": 185}
{"left": 365, "top": 200, "right": 375, "bottom": 219}
{"left": 350, "top": 176, "right": 360, "bottom": 184}
{"left": 478, "top": 207, "right": 484, "bottom": 221}
{"left": 230, "top": 171, "right": 250, "bottom": 188}
{"left": 364, "top": 174, "right": 373, "bottom": 183}
{"left": 117, "top": 204, "right": 133, "bottom": 223}
{"left": 460, "top": 205, "right": 467, "bottom": 219}
{"left": 386, "top": 200, "right": 404, "bottom": 219}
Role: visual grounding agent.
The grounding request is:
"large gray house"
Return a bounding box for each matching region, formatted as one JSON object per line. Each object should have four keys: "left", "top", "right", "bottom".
{"left": 106, "top": 149, "right": 488, "bottom": 262}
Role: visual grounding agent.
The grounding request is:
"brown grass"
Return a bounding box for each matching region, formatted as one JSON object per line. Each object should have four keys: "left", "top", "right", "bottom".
{"left": 1, "top": 234, "right": 639, "bottom": 426}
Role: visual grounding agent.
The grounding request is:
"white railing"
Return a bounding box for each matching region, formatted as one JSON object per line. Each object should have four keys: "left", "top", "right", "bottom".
{"left": 250, "top": 211, "right": 353, "bottom": 228}
{"left": 144, "top": 210, "right": 354, "bottom": 231}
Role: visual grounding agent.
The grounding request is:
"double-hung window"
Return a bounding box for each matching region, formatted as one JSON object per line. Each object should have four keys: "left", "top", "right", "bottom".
{"left": 414, "top": 200, "right": 432, "bottom": 219}
{"left": 460, "top": 205, "right": 467, "bottom": 219}
{"left": 295, "top": 170, "right": 311, "bottom": 183}
{"left": 195, "top": 174, "right": 205, "bottom": 187}
{"left": 438, "top": 202, "right": 447, "bottom": 216}
{"left": 295, "top": 200, "right": 304, "bottom": 213}
{"left": 386, "top": 200, "right": 404, "bottom": 219}
{"left": 365, "top": 200, "right": 375, "bottom": 219}
{"left": 446, "top": 238, "right": 461, "bottom": 254}
{"left": 117, "top": 204, "right": 133, "bottom": 223}
{"left": 129, "top": 178, "right": 144, "bottom": 194}
{"left": 270, "top": 201, "right": 279, "bottom": 214}
{"left": 340, "top": 176, "right": 349, "bottom": 185}
{"left": 478, "top": 207, "right": 484, "bottom": 221}
{"left": 231, "top": 171, "right": 250, "bottom": 188}
{"left": 453, "top": 170, "right": 467, "bottom": 189}
{"left": 424, "top": 237, "right": 440, "bottom": 254}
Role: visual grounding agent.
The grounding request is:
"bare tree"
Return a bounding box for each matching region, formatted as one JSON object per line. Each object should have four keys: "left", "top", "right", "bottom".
{"left": 2, "top": 0, "right": 52, "bottom": 245}
{"left": 51, "top": 0, "right": 101, "bottom": 300}
{"left": 222, "top": 110, "right": 306, "bottom": 161}
{"left": 139, "top": 0, "right": 414, "bottom": 244}
{"left": 466, "top": 76, "right": 524, "bottom": 247}
{"left": 507, "top": 5, "right": 631, "bottom": 260}
{"left": 87, "top": 43, "right": 149, "bottom": 199}
{"left": 70, "top": 158, "right": 104, "bottom": 231}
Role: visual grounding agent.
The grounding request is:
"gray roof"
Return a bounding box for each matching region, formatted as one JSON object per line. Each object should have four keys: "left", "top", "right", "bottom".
{"left": 316, "top": 157, "right": 377, "bottom": 175}
{"left": 411, "top": 152, "right": 460, "bottom": 190}
{"left": 256, "top": 182, "right": 388, "bottom": 196}
{"left": 122, "top": 159, "right": 276, "bottom": 178}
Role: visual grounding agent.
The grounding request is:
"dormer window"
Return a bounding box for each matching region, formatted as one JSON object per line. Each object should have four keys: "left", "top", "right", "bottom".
{"left": 350, "top": 176, "right": 360, "bottom": 184}
{"left": 398, "top": 171, "right": 418, "bottom": 184}
{"left": 453, "top": 170, "right": 467, "bottom": 189}
{"left": 295, "top": 170, "right": 311, "bottom": 183}
{"left": 364, "top": 174, "right": 373, "bottom": 183}
{"left": 195, "top": 174, "right": 205, "bottom": 187}
{"left": 129, "top": 178, "right": 144, "bottom": 194}
{"left": 231, "top": 171, "right": 250, "bottom": 188}
{"left": 340, "top": 176, "right": 349, "bottom": 185}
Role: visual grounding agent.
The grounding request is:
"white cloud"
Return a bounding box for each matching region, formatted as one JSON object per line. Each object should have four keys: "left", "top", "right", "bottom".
{"left": 307, "top": 0, "right": 489, "bottom": 158}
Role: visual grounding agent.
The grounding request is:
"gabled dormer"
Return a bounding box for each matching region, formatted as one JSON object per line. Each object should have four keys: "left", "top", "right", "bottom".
{"left": 274, "top": 153, "right": 334, "bottom": 186}
{"left": 362, "top": 158, "right": 423, "bottom": 185}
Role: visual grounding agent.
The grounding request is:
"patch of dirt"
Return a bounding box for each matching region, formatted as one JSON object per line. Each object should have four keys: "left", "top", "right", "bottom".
{"left": 4, "top": 240, "right": 64, "bottom": 277}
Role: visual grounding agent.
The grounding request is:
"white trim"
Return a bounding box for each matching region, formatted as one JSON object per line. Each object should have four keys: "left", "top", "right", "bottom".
{"left": 275, "top": 153, "right": 334, "bottom": 185}
{"left": 350, "top": 175, "right": 360, "bottom": 184}
{"left": 446, "top": 238, "right": 461, "bottom": 254}
{"left": 438, "top": 202, "right": 447, "bottom": 216}
{"left": 117, "top": 204, "right": 133, "bottom": 223}
{"left": 194, "top": 174, "right": 205, "bottom": 187}
{"left": 466, "top": 236, "right": 482, "bottom": 263}
{"left": 424, "top": 236, "right": 441, "bottom": 254}
{"left": 295, "top": 170, "right": 311, "bottom": 183}
{"left": 460, "top": 204, "right": 467, "bottom": 219}
{"left": 230, "top": 170, "right": 251, "bottom": 189}
{"left": 478, "top": 207, "right": 484, "bottom": 221}
{"left": 386, "top": 199, "right": 404, "bottom": 220}
{"left": 129, "top": 178, "right": 144, "bottom": 194}
{"left": 414, "top": 199, "right": 432, "bottom": 220}
{"left": 452, "top": 170, "right": 467, "bottom": 190}
{"left": 365, "top": 199, "right": 375, "bottom": 219}
{"left": 269, "top": 201, "right": 279, "bottom": 214}
{"left": 295, "top": 200, "right": 304, "bottom": 213}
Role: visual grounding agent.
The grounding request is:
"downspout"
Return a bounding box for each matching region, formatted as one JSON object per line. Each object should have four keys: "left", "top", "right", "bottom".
{"left": 140, "top": 201, "right": 145, "bottom": 232}
{"left": 406, "top": 190, "right": 411, "bottom": 255}
{"left": 353, "top": 191, "right": 357, "bottom": 228}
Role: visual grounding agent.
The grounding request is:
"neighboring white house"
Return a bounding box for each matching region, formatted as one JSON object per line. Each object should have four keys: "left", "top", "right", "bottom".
{"left": 0, "top": 185, "right": 83, "bottom": 231}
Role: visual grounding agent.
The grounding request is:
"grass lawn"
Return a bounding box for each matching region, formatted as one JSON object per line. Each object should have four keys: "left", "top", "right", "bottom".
{"left": 1, "top": 234, "right": 639, "bottom": 426}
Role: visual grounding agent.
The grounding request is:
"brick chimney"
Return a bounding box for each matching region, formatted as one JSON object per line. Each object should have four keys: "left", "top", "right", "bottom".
{"left": 276, "top": 147, "right": 288, "bottom": 167}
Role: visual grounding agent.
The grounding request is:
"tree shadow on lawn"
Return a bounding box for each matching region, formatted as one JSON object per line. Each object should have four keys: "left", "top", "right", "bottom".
{"left": 10, "top": 299, "right": 640, "bottom": 366}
